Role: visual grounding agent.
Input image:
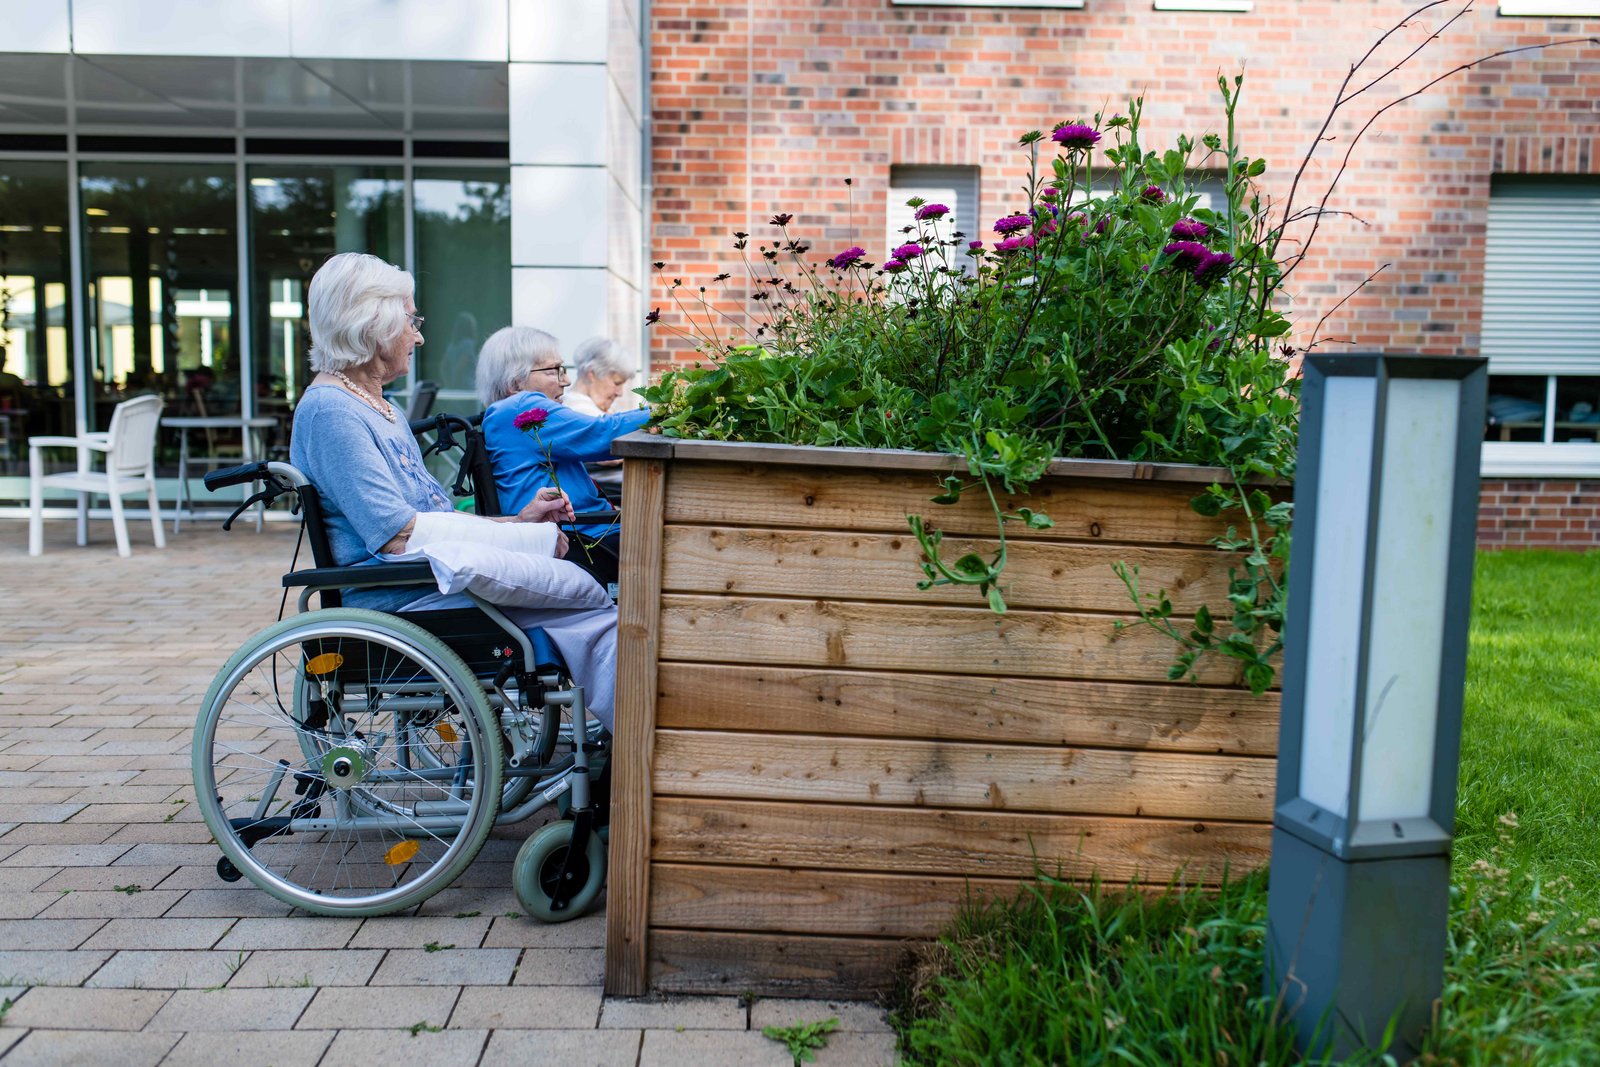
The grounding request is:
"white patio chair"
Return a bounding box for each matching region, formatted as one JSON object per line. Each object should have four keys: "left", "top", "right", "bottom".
{"left": 28, "top": 394, "right": 167, "bottom": 558}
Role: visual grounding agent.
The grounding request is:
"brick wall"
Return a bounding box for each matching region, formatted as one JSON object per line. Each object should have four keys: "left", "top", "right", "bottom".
{"left": 1479, "top": 478, "right": 1600, "bottom": 548}
{"left": 647, "top": 1, "right": 1600, "bottom": 546}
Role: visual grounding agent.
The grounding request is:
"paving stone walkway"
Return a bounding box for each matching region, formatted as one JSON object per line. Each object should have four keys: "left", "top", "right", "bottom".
{"left": 0, "top": 518, "right": 897, "bottom": 1066}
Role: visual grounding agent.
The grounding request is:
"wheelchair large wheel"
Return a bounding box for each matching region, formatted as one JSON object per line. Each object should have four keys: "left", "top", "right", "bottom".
{"left": 193, "top": 609, "right": 503, "bottom": 917}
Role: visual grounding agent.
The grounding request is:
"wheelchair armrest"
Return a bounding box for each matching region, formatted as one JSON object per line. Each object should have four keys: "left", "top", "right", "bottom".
{"left": 571, "top": 510, "right": 620, "bottom": 524}
{"left": 282, "top": 561, "right": 437, "bottom": 589}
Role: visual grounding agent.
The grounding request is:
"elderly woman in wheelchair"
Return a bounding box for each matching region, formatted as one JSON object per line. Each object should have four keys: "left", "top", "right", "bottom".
{"left": 191, "top": 253, "right": 614, "bottom": 922}
{"left": 476, "top": 326, "right": 649, "bottom": 593}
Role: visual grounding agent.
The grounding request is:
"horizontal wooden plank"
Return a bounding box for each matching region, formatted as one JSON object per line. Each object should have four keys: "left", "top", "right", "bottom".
{"left": 661, "top": 525, "right": 1244, "bottom": 612}
{"left": 656, "top": 664, "right": 1279, "bottom": 755}
{"left": 649, "top": 928, "right": 905, "bottom": 999}
{"left": 652, "top": 731, "right": 1273, "bottom": 821}
{"left": 650, "top": 863, "right": 1027, "bottom": 938}
{"left": 613, "top": 431, "right": 1268, "bottom": 486}
{"left": 663, "top": 461, "right": 1238, "bottom": 546}
{"left": 651, "top": 797, "right": 1271, "bottom": 883}
{"left": 659, "top": 594, "right": 1267, "bottom": 687}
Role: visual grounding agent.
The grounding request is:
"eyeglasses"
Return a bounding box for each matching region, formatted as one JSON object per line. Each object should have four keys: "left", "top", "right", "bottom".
{"left": 528, "top": 363, "right": 570, "bottom": 379}
{"left": 408, "top": 313, "right": 425, "bottom": 331}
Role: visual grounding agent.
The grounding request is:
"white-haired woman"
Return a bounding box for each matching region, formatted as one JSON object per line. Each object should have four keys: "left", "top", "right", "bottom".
{"left": 563, "top": 337, "right": 634, "bottom": 417}
{"left": 289, "top": 253, "right": 621, "bottom": 728}
{"left": 476, "top": 327, "right": 648, "bottom": 565}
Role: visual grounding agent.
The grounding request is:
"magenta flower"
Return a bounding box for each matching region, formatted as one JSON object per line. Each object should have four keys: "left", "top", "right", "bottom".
{"left": 513, "top": 407, "right": 550, "bottom": 431}
{"left": 1039, "top": 187, "right": 1060, "bottom": 201}
{"left": 1194, "top": 251, "right": 1235, "bottom": 285}
{"left": 994, "top": 236, "right": 1028, "bottom": 254}
{"left": 1051, "top": 124, "right": 1101, "bottom": 150}
{"left": 828, "top": 246, "right": 866, "bottom": 269}
{"left": 913, "top": 203, "right": 949, "bottom": 221}
{"left": 1141, "top": 185, "right": 1166, "bottom": 204}
{"left": 968, "top": 240, "right": 984, "bottom": 251}
{"left": 892, "top": 242, "right": 926, "bottom": 260}
{"left": 1171, "top": 218, "right": 1209, "bottom": 241}
{"left": 881, "top": 259, "right": 907, "bottom": 273}
{"left": 1162, "top": 241, "right": 1210, "bottom": 271}
{"left": 993, "top": 214, "right": 1031, "bottom": 235}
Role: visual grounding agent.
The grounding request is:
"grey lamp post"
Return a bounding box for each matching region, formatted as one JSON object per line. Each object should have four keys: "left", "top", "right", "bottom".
{"left": 1265, "top": 353, "right": 1487, "bottom": 1059}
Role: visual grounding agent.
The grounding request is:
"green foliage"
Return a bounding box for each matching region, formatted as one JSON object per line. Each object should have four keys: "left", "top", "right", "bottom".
{"left": 644, "top": 80, "right": 1297, "bottom": 675}
{"left": 761, "top": 1017, "right": 840, "bottom": 1065}
{"left": 407, "top": 1020, "right": 444, "bottom": 1037}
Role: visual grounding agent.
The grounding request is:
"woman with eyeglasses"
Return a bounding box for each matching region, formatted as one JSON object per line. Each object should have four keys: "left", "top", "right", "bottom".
{"left": 476, "top": 327, "right": 650, "bottom": 579}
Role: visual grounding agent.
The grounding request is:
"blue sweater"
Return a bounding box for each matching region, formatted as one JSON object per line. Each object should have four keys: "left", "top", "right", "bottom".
{"left": 482, "top": 392, "right": 650, "bottom": 537}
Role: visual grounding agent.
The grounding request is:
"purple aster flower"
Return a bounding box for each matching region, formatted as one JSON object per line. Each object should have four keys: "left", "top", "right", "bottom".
{"left": 892, "top": 242, "right": 926, "bottom": 260}
{"left": 828, "top": 246, "right": 866, "bottom": 270}
{"left": 1039, "top": 187, "right": 1060, "bottom": 201}
{"left": 914, "top": 203, "right": 949, "bottom": 221}
{"left": 1141, "top": 185, "right": 1166, "bottom": 204}
{"left": 1051, "top": 123, "right": 1101, "bottom": 150}
{"left": 968, "top": 240, "right": 984, "bottom": 251}
{"left": 993, "top": 214, "right": 1031, "bottom": 235}
{"left": 1170, "top": 218, "right": 1210, "bottom": 241}
{"left": 1194, "top": 251, "right": 1235, "bottom": 285}
{"left": 881, "top": 259, "right": 907, "bottom": 273}
{"left": 1162, "top": 241, "right": 1210, "bottom": 271}
{"left": 993, "top": 237, "right": 1025, "bottom": 254}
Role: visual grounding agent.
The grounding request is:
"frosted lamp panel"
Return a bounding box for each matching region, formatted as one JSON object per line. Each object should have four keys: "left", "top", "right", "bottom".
{"left": 1296, "top": 375, "right": 1376, "bottom": 819}
{"left": 1357, "top": 377, "right": 1458, "bottom": 822}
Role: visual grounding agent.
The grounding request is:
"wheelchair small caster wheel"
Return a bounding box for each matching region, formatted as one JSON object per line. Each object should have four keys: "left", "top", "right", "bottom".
{"left": 216, "top": 855, "right": 243, "bottom": 883}
{"left": 513, "top": 820, "right": 606, "bottom": 923}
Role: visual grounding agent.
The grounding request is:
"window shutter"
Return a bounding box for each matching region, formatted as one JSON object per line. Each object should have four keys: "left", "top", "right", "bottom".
{"left": 1481, "top": 181, "right": 1600, "bottom": 373}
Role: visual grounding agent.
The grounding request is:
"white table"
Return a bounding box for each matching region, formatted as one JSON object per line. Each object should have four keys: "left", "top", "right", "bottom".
{"left": 162, "top": 415, "right": 279, "bottom": 531}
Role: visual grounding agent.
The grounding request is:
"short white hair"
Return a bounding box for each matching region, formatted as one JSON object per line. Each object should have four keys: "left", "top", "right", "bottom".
{"left": 476, "top": 326, "right": 560, "bottom": 407}
{"left": 571, "top": 336, "right": 633, "bottom": 383}
{"left": 307, "top": 253, "right": 414, "bottom": 375}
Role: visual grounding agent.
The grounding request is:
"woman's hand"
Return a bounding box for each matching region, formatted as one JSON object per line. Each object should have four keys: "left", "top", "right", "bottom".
{"left": 517, "top": 486, "right": 574, "bottom": 525}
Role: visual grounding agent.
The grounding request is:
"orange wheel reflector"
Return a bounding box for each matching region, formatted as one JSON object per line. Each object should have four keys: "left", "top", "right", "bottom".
{"left": 435, "top": 722, "right": 458, "bottom": 743}
{"left": 305, "top": 652, "right": 344, "bottom": 675}
{"left": 384, "top": 840, "right": 420, "bottom": 866}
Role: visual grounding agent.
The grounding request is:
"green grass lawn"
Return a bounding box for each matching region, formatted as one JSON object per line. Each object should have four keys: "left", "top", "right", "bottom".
{"left": 894, "top": 550, "right": 1600, "bottom": 1066}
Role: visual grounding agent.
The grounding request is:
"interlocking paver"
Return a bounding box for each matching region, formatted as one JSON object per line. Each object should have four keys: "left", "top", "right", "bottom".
{"left": 216, "top": 917, "right": 360, "bottom": 950}
{"left": 483, "top": 912, "right": 607, "bottom": 948}
{"left": 227, "top": 949, "right": 384, "bottom": 988}
{"left": 0, "top": 893, "right": 58, "bottom": 920}
{"left": 0, "top": 843, "right": 131, "bottom": 867}
{"left": 2, "top": 986, "right": 172, "bottom": 1031}
{"left": 35, "top": 864, "right": 175, "bottom": 892}
{"left": 601, "top": 994, "right": 745, "bottom": 1030}
{"left": 297, "top": 985, "right": 462, "bottom": 1030}
{"left": 0, "top": 949, "right": 114, "bottom": 986}
{"left": 84, "top": 949, "right": 243, "bottom": 989}
{"left": 481, "top": 1028, "right": 643, "bottom": 1066}
{"left": 811, "top": 1031, "right": 901, "bottom": 1065}
{"left": 511, "top": 947, "right": 604, "bottom": 986}
{"left": 370, "top": 948, "right": 520, "bottom": 987}
{"left": 163, "top": 888, "right": 295, "bottom": 918}
{"left": 81, "top": 916, "right": 234, "bottom": 950}
{"left": 321, "top": 1028, "right": 490, "bottom": 1066}
{"left": 35, "top": 888, "right": 183, "bottom": 919}
{"left": 751, "top": 997, "right": 895, "bottom": 1033}
{"left": 348, "top": 915, "right": 493, "bottom": 949}
{"left": 146, "top": 987, "right": 316, "bottom": 1031}
{"left": 160, "top": 1030, "right": 336, "bottom": 1067}
{"left": 637, "top": 1028, "right": 793, "bottom": 1067}
{"left": 0, "top": 918, "right": 105, "bottom": 950}
{"left": 448, "top": 985, "right": 604, "bottom": 1030}
{"left": 0, "top": 1029, "right": 178, "bottom": 1067}
{"left": 0, "top": 823, "right": 118, "bottom": 846}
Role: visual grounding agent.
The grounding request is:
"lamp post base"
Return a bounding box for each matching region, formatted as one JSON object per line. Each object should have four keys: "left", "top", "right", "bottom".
{"left": 1264, "top": 827, "right": 1451, "bottom": 1060}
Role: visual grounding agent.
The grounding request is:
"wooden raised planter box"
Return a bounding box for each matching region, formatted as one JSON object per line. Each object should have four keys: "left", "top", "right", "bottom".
{"left": 603, "top": 432, "right": 1281, "bottom": 1000}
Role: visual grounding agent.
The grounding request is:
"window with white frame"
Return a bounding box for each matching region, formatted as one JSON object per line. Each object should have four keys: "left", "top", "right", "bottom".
{"left": 1497, "top": 2, "right": 1600, "bottom": 16}
{"left": 1480, "top": 178, "right": 1600, "bottom": 475}
{"left": 887, "top": 165, "right": 981, "bottom": 276}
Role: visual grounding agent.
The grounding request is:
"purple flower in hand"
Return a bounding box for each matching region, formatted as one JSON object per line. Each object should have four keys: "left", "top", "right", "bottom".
{"left": 914, "top": 203, "right": 949, "bottom": 221}
{"left": 513, "top": 407, "right": 550, "bottom": 431}
{"left": 828, "top": 246, "right": 866, "bottom": 269}
{"left": 1162, "top": 241, "right": 1210, "bottom": 272}
{"left": 892, "top": 242, "right": 926, "bottom": 260}
{"left": 993, "top": 214, "right": 1031, "bottom": 235}
{"left": 1194, "top": 251, "right": 1235, "bottom": 285}
{"left": 1051, "top": 123, "right": 1101, "bottom": 150}
{"left": 1170, "top": 218, "right": 1210, "bottom": 241}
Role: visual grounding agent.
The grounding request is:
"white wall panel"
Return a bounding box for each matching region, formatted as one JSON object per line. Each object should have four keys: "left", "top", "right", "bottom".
{"left": 0, "top": 0, "right": 71, "bottom": 52}
{"left": 513, "top": 267, "right": 608, "bottom": 350}
{"left": 290, "top": 0, "right": 507, "bottom": 61}
{"left": 510, "top": 0, "right": 607, "bottom": 64}
{"left": 509, "top": 63, "right": 606, "bottom": 165}
{"left": 606, "top": 80, "right": 642, "bottom": 209}
{"left": 511, "top": 165, "right": 609, "bottom": 268}
{"left": 72, "top": 0, "right": 291, "bottom": 56}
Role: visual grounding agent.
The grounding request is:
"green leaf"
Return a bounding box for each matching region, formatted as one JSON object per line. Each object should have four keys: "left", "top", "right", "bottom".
{"left": 953, "top": 553, "right": 990, "bottom": 578}
{"left": 1195, "top": 604, "right": 1214, "bottom": 635}
{"left": 1244, "top": 661, "right": 1275, "bottom": 695}
{"left": 1190, "top": 492, "right": 1223, "bottom": 518}
{"left": 987, "top": 586, "right": 1008, "bottom": 614}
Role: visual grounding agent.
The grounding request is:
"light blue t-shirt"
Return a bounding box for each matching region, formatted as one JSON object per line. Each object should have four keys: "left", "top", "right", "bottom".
{"left": 289, "top": 384, "right": 454, "bottom": 611}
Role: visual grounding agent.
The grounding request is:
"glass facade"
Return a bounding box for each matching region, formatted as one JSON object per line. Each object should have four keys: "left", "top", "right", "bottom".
{"left": 0, "top": 154, "right": 509, "bottom": 503}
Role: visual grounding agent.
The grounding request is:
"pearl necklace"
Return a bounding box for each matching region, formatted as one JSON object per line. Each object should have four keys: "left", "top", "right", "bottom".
{"left": 332, "top": 371, "right": 396, "bottom": 423}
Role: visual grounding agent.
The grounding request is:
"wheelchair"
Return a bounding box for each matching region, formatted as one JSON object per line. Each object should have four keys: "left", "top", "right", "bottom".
{"left": 189, "top": 442, "right": 615, "bottom": 922}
